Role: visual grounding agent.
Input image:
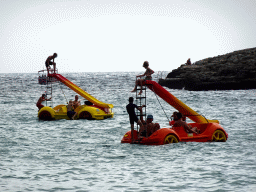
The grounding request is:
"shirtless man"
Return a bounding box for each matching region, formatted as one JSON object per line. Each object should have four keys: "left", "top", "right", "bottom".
{"left": 45, "top": 53, "right": 57, "bottom": 74}
{"left": 73, "top": 95, "right": 81, "bottom": 109}
{"left": 67, "top": 100, "right": 77, "bottom": 120}
{"left": 172, "top": 112, "right": 200, "bottom": 134}
{"left": 138, "top": 114, "right": 160, "bottom": 138}
{"left": 36, "top": 94, "right": 51, "bottom": 110}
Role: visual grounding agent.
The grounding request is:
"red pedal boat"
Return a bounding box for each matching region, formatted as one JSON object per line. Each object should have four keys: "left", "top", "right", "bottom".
{"left": 121, "top": 122, "right": 228, "bottom": 145}
{"left": 121, "top": 80, "right": 228, "bottom": 145}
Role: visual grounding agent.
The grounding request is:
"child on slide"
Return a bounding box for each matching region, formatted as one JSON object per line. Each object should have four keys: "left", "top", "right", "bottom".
{"left": 131, "top": 61, "right": 154, "bottom": 95}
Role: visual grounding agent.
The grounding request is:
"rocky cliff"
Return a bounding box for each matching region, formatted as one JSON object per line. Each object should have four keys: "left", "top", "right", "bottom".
{"left": 159, "top": 47, "right": 256, "bottom": 91}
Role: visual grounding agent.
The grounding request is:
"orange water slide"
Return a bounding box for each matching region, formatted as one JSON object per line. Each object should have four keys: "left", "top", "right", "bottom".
{"left": 145, "top": 80, "right": 218, "bottom": 124}
{"left": 50, "top": 73, "right": 113, "bottom": 109}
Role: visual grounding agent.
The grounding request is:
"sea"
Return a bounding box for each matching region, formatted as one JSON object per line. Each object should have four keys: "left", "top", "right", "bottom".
{"left": 0, "top": 72, "right": 255, "bottom": 192}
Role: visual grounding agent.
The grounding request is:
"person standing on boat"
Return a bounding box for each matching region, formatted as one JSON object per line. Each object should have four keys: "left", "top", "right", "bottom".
{"left": 126, "top": 97, "right": 144, "bottom": 143}
{"left": 45, "top": 53, "right": 57, "bottom": 74}
{"left": 36, "top": 94, "right": 51, "bottom": 111}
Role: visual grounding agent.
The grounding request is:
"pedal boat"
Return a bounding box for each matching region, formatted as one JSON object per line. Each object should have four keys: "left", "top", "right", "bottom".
{"left": 121, "top": 122, "right": 228, "bottom": 145}
{"left": 38, "top": 104, "right": 114, "bottom": 120}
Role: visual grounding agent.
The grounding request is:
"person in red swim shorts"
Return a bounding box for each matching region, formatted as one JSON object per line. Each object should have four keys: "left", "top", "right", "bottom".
{"left": 36, "top": 94, "right": 51, "bottom": 110}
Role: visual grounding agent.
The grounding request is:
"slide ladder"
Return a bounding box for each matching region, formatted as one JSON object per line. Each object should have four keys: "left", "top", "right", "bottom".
{"left": 135, "top": 77, "right": 147, "bottom": 132}
{"left": 46, "top": 77, "right": 53, "bottom": 107}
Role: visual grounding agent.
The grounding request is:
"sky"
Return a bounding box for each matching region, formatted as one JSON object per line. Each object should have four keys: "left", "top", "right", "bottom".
{"left": 0, "top": 0, "right": 256, "bottom": 73}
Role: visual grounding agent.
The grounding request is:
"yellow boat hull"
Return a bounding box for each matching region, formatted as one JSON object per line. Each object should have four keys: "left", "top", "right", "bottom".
{"left": 38, "top": 105, "right": 114, "bottom": 120}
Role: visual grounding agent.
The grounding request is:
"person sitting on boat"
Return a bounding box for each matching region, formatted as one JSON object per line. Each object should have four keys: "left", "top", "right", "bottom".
{"left": 45, "top": 53, "right": 57, "bottom": 74}
{"left": 67, "top": 100, "right": 77, "bottom": 120}
{"left": 126, "top": 97, "right": 144, "bottom": 143}
{"left": 36, "top": 94, "right": 51, "bottom": 111}
{"left": 169, "top": 111, "right": 187, "bottom": 126}
{"left": 131, "top": 61, "right": 154, "bottom": 95}
{"left": 172, "top": 112, "right": 200, "bottom": 134}
{"left": 169, "top": 111, "right": 178, "bottom": 126}
{"left": 139, "top": 114, "right": 160, "bottom": 138}
{"left": 73, "top": 95, "right": 81, "bottom": 109}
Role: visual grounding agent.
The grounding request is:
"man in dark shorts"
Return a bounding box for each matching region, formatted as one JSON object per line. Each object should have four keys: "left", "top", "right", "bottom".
{"left": 126, "top": 97, "right": 144, "bottom": 143}
{"left": 45, "top": 53, "right": 57, "bottom": 74}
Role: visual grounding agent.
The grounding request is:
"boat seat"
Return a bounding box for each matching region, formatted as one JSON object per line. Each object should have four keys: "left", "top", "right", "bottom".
{"left": 189, "top": 123, "right": 208, "bottom": 134}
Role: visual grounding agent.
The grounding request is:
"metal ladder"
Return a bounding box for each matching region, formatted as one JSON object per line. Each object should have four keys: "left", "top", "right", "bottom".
{"left": 135, "top": 78, "right": 147, "bottom": 132}
{"left": 45, "top": 68, "right": 58, "bottom": 107}
{"left": 46, "top": 76, "right": 53, "bottom": 107}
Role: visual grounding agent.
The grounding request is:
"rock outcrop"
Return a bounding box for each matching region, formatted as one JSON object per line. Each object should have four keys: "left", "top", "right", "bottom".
{"left": 159, "top": 47, "right": 256, "bottom": 91}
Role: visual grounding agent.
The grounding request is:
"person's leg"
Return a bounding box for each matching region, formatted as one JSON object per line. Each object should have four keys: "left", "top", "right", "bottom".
{"left": 131, "top": 80, "right": 138, "bottom": 92}
{"left": 138, "top": 80, "right": 142, "bottom": 95}
{"left": 67, "top": 111, "right": 72, "bottom": 119}
{"left": 46, "top": 65, "right": 50, "bottom": 76}
{"left": 72, "top": 112, "right": 77, "bottom": 120}
{"left": 146, "top": 124, "right": 153, "bottom": 137}
{"left": 191, "top": 127, "right": 200, "bottom": 134}
{"left": 138, "top": 120, "right": 145, "bottom": 139}
{"left": 138, "top": 79, "right": 143, "bottom": 95}
{"left": 37, "top": 103, "right": 44, "bottom": 110}
{"left": 53, "top": 63, "right": 56, "bottom": 73}
{"left": 131, "top": 124, "right": 134, "bottom": 143}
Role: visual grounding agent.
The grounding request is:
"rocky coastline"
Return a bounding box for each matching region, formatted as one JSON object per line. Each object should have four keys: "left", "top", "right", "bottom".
{"left": 159, "top": 47, "right": 256, "bottom": 91}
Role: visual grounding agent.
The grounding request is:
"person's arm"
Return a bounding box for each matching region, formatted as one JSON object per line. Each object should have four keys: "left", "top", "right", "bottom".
{"left": 136, "top": 74, "right": 145, "bottom": 78}
{"left": 181, "top": 121, "right": 190, "bottom": 132}
{"left": 138, "top": 123, "right": 145, "bottom": 138}
{"left": 137, "top": 105, "right": 145, "bottom": 111}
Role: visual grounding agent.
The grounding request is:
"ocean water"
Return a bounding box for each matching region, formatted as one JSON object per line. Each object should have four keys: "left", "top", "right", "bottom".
{"left": 0, "top": 72, "right": 256, "bottom": 192}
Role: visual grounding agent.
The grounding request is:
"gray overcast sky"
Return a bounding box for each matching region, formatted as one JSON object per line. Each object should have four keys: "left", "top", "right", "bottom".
{"left": 0, "top": 0, "right": 256, "bottom": 73}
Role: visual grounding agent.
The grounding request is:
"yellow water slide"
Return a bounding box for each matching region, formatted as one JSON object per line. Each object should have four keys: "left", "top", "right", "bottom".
{"left": 146, "top": 80, "right": 218, "bottom": 124}
{"left": 52, "top": 74, "right": 113, "bottom": 109}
